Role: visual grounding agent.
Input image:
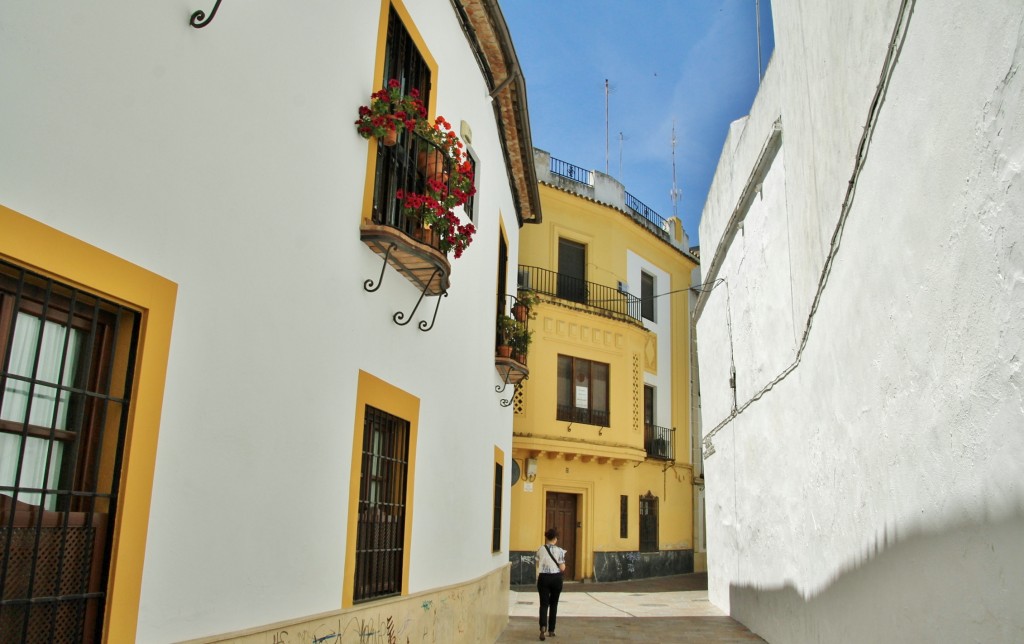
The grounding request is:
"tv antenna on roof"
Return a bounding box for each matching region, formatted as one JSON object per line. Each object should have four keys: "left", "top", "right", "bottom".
{"left": 618, "top": 131, "right": 628, "bottom": 179}
{"left": 604, "top": 79, "right": 618, "bottom": 175}
{"left": 670, "top": 119, "right": 681, "bottom": 219}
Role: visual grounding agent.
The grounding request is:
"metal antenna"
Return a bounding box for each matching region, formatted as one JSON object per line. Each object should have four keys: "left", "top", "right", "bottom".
{"left": 605, "top": 79, "right": 610, "bottom": 174}
{"left": 670, "top": 119, "right": 681, "bottom": 219}
{"left": 618, "top": 131, "right": 627, "bottom": 179}
{"left": 756, "top": 0, "right": 763, "bottom": 84}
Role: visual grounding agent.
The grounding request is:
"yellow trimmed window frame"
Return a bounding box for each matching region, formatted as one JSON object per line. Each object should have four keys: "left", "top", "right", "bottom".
{"left": 360, "top": 0, "right": 439, "bottom": 224}
{"left": 0, "top": 204, "right": 177, "bottom": 643}
{"left": 343, "top": 370, "right": 419, "bottom": 608}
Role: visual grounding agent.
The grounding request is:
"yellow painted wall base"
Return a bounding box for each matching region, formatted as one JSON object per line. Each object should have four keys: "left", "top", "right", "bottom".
{"left": 694, "top": 552, "right": 707, "bottom": 573}
{"left": 185, "top": 566, "right": 510, "bottom": 644}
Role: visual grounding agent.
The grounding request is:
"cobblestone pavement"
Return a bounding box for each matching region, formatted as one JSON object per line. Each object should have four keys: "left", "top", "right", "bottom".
{"left": 498, "top": 573, "right": 765, "bottom": 643}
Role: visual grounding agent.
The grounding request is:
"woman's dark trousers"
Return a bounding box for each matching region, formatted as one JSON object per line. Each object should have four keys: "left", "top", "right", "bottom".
{"left": 537, "top": 572, "right": 564, "bottom": 633}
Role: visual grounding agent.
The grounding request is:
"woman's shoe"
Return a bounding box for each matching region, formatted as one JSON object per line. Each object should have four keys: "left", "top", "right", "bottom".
{"left": 539, "top": 626, "right": 546, "bottom": 641}
{"left": 548, "top": 632, "right": 556, "bottom": 637}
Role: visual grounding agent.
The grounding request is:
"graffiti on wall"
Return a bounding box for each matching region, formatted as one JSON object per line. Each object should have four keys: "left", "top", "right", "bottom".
{"left": 235, "top": 569, "right": 509, "bottom": 644}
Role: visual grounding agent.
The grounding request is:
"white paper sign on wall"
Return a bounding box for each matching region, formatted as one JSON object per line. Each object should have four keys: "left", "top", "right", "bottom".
{"left": 575, "top": 386, "right": 588, "bottom": 408}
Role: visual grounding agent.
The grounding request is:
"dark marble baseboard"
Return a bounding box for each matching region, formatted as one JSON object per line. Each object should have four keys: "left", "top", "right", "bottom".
{"left": 592, "top": 549, "right": 694, "bottom": 582}
{"left": 508, "top": 549, "right": 694, "bottom": 585}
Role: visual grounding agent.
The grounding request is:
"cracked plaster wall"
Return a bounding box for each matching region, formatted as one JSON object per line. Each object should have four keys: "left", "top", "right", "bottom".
{"left": 696, "top": 0, "right": 1024, "bottom": 641}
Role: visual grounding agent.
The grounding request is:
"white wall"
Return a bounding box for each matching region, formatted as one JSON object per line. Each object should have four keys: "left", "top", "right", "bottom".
{"left": 0, "top": 1, "right": 520, "bottom": 641}
{"left": 696, "top": 0, "right": 1024, "bottom": 641}
{"left": 628, "top": 251, "right": 673, "bottom": 424}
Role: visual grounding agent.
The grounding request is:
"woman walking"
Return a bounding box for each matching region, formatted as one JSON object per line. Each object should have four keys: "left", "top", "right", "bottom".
{"left": 535, "top": 527, "right": 566, "bottom": 640}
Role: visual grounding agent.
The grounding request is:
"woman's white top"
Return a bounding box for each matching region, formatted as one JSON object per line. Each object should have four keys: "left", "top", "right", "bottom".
{"left": 535, "top": 543, "right": 566, "bottom": 574}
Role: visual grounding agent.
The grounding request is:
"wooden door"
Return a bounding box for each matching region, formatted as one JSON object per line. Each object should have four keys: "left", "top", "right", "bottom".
{"left": 545, "top": 492, "right": 578, "bottom": 580}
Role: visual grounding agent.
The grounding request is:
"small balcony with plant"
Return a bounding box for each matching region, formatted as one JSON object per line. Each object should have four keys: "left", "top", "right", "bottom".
{"left": 494, "top": 292, "right": 535, "bottom": 403}
{"left": 644, "top": 423, "right": 674, "bottom": 460}
{"left": 357, "top": 80, "right": 477, "bottom": 326}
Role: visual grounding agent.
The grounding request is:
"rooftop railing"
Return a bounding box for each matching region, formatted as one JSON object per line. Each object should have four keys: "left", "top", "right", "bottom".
{"left": 624, "top": 191, "right": 670, "bottom": 236}
{"left": 548, "top": 156, "right": 671, "bottom": 241}
{"left": 550, "top": 157, "right": 594, "bottom": 186}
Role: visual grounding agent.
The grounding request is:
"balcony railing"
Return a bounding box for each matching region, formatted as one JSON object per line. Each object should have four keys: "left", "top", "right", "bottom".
{"left": 496, "top": 293, "right": 531, "bottom": 368}
{"left": 518, "top": 265, "right": 642, "bottom": 323}
{"left": 644, "top": 424, "right": 674, "bottom": 460}
{"left": 556, "top": 405, "right": 610, "bottom": 427}
{"left": 495, "top": 293, "right": 531, "bottom": 405}
{"left": 371, "top": 131, "right": 456, "bottom": 254}
{"left": 361, "top": 132, "right": 459, "bottom": 301}
{"left": 550, "top": 157, "right": 593, "bottom": 186}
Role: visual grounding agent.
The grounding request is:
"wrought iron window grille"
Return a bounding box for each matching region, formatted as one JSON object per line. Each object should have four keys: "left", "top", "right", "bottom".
{"left": 639, "top": 492, "right": 659, "bottom": 553}
{"left": 354, "top": 406, "right": 410, "bottom": 603}
{"left": 0, "top": 259, "right": 140, "bottom": 643}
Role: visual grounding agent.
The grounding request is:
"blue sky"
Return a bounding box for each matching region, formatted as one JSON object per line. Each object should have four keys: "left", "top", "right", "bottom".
{"left": 501, "top": 1, "right": 775, "bottom": 247}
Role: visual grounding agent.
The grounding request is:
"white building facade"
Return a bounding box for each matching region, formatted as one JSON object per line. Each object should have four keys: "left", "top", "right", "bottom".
{"left": 0, "top": 1, "right": 540, "bottom": 642}
{"left": 696, "top": 1, "right": 1024, "bottom": 641}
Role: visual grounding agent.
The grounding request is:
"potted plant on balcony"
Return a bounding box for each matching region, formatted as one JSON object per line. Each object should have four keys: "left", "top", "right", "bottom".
{"left": 496, "top": 313, "right": 517, "bottom": 358}
{"left": 508, "top": 319, "right": 532, "bottom": 364}
{"left": 395, "top": 167, "right": 476, "bottom": 259}
{"left": 512, "top": 289, "right": 539, "bottom": 322}
{"left": 413, "top": 116, "right": 465, "bottom": 181}
{"left": 354, "top": 79, "right": 427, "bottom": 147}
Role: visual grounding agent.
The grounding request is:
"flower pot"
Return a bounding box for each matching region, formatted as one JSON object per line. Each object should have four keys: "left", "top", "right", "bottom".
{"left": 418, "top": 149, "right": 448, "bottom": 182}
{"left": 381, "top": 126, "right": 399, "bottom": 147}
{"left": 413, "top": 221, "right": 438, "bottom": 248}
{"left": 496, "top": 345, "right": 512, "bottom": 359}
{"left": 512, "top": 304, "right": 529, "bottom": 322}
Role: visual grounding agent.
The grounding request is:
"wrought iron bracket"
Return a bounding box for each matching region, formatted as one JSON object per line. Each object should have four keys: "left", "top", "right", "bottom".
{"left": 363, "top": 243, "right": 396, "bottom": 293}
{"left": 417, "top": 291, "right": 447, "bottom": 332}
{"left": 190, "top": 0, "right": 223, "bottom": 28}
{"left": 499, "top": 375, "right": 527, "bottom": 408}
{"left": 393, "top": 268, "right": 445, "bottom": 330}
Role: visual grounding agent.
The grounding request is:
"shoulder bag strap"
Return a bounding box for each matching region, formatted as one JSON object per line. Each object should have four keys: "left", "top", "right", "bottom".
{"left": 544, "top": 545, "right": 561, "bottom": 567}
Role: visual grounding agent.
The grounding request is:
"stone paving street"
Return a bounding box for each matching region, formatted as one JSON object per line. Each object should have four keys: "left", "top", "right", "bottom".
{"left": 497, "top": 574, "right": 764, "bottom": 643}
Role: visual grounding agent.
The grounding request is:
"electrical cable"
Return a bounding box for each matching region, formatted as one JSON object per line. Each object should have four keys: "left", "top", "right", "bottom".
{"left": 582, "top": 277, "right": 725, "bottom": 306}
{"left": 701, "top": 0, "right": 916, "bottom": 452}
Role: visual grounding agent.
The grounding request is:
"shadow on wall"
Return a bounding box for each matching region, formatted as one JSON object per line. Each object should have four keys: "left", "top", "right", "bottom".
{"left": 728, "top": 512, "right": 1024, "bottom": 643}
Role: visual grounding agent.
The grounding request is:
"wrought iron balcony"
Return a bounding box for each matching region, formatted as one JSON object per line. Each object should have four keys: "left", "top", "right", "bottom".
{"left": 517, "top": 265, "right": 642, "bottom": 323}
{"left": 644, "top": 424, "right": 674, "bottom": 460}
{"left": 367, "top": 132, "right": 455, "bottom": 257}
{"left": 495, "top": 293, "right": 531, "bottom": 406}
{"left": 556, "top": 405, "right": 610, "bottom": 427}
{"left": 361, "top": 133, "right": 460, "bottom": 329}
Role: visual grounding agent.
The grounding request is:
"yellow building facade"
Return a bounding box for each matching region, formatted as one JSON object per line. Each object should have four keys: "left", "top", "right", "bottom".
{"left": 508, "top": 150, "right": 700, "bottom": 583}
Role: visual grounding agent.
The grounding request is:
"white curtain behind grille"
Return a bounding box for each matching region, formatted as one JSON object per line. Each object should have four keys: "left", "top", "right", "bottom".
{"left": 0, "top": 313, "right": 80, "bottom": 509}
